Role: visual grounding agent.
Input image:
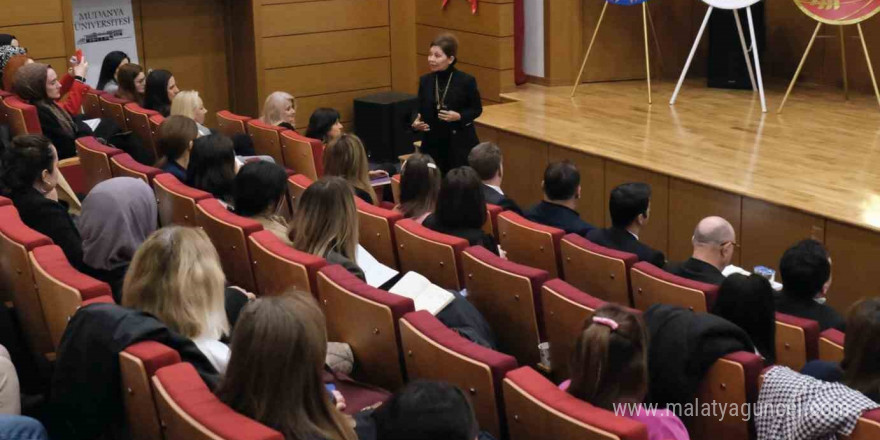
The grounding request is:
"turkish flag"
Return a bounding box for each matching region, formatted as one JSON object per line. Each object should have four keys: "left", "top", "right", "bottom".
{"left": 441, "top": 0, "right": 478, "bottom": 14}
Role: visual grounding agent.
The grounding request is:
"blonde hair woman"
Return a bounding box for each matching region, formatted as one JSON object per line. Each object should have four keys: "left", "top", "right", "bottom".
{"left": 122, "top": 226, "right": 231, "bottom": 373}
{"left": 322, "top": 134, "right": 379, "bottom": 205}
{"left": 289, "top": 177, "right": 363, "bottom": 280}
{"left": 171, "top": 90, "right": 210, "bottom": 136}
{"left": 261, "top": 91, "right": 296, "bottom": 130}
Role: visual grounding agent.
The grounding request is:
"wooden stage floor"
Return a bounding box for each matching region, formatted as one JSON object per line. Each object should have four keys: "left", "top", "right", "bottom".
{"left": 478, "top": 80, "right": 880, "bottom": 233}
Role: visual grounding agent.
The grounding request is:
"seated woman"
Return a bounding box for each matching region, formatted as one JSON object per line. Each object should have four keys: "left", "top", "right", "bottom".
{"left": 186, "top": 133, "right": 237, "bottom": 206}
{"left": 216, "top": 294, "right": 357, "bottom": 440}
{"left": 143, "top": 69, "right": 179, "bottom": 117}
{"left": 305, "top": 107, "right": 343, "bottom": 144}
{"left": 234, "top": 161, "right": 290, "bottom": 245}
{"left": 323, "top": 134, "right": 381, "bottom": 205}
{"left": 423, "top": 166, "right": 497, "bottom": 255}
{"left": 122, "top": 226, "right": 236, "bottom": 373}
{"left": 114, "top": 63, "right": 145, "bottom": 105}
{"left": 395, "top": 153, "right": 440, "bottom": 224}
{"left": 0, "top": 135, "right": 83, "bottom": 270}
{"left": 155, "top": 115, "right": 199, "bottom": 181}
{"left": 713, "top": 273, "right": 776, "bottom": 364}
{"left": 79, "top": 177, "right": 157, "bottom": 302}
{"left": 260, "top": 91, "right": 296, "bottom": 130}
{"left": 96, "top": 50, "right": 129, "bottom": 94}
{"left": 171, "top": 90, "right": 210, "bottom": 136}
{"left": 566, "top": 304, "right": 690, "bottom": 440}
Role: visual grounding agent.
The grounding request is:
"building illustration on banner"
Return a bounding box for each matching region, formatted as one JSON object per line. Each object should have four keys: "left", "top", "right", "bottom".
{"left": 77, "top": 29, "right": 124, "bottom": 45}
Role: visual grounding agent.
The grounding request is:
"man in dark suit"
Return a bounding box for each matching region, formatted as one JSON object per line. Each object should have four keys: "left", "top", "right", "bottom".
{"left": 467, "top": 141, "right": 521, "bottom": 214}
{"left": 774, "top": 239, "right": 844, "bottom": 331}
{"left": 586, "top": 183, "right": 665, "bottom": 267}
{"left": 524, "top": 161, "right": 596, "bottom": 236}
{"left": 665, "top": 216, "right": 736, "bottom": 285}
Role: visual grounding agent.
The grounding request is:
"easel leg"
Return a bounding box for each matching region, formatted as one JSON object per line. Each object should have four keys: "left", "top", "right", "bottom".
{"left": 746, "top": 7, "right": 767, "bottom": 113}
{"left": 840, "top": 26, "right": 849, "bottom": 100}
{"left": 734, "top": 9, "right": 757, "bottom": 91}
{"left": 646, "top": 4, "right": 664, "bottom": 78}
{"left": 778, "top": 22, "right": 822, "bottom": 114}
{"left": 643, "top": 2, "right": 652, "bottom": 104}
{"left": 670, "top": 6, "right": 713, "bottom": 105}
{"left": 857, "top": 23, "right": 880, "bottom": 110}
{"left": 571, "top": 2, "right": 608, "bottom": 98}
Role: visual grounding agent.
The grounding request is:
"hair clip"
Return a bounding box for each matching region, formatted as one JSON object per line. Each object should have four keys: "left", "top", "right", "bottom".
{"left": 592, "top": 316, "right": 619, "bottom": 331}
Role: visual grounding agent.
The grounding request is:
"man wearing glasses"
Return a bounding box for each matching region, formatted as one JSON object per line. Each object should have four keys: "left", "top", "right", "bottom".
{"left": 665, "top": 216, "right": 737, "bottom": 285}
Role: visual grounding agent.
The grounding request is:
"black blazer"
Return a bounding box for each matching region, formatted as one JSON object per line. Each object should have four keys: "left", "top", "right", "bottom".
{"left": 664, "top": 257, "right": 725, "bottom": 286}
{"left": 586, "top": 227, "right": 665, "bottom": 267}
{"left": 11, "top": 187, "right": 84, "bottom": 271}
{"left": 417, "top": 66, "right": 482, "bottom": 171}
{"left": 524, "top": 201, "right": 595, "bottom": 237}
{"left": 481, "top": 184, "right": 522, "bottom": 215}
{"left": 423, "top": 214, "right": 499, "bottom": 256}
{"left": 35, "top": 105, "right": 90, "bottom": 160}
{"left": 774, "top": 291, "right": 846, "bottom": 331}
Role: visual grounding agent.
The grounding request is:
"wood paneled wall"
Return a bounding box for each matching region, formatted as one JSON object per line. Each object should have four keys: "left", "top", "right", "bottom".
{"left": 0, "top": 0, "right": 74, "bottom": 77}
{"left": 415, "top": 0, "right": 515, "bottom": 102}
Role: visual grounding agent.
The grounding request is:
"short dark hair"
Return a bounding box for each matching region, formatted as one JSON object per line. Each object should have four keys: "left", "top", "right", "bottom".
{"left": 543, "top": 161, "right": 580, "bottom": 201}
{"left": 435, "top": 166, "right": 486, "bottom": 230}
{"left": 779, "top": 239, "right": 831, "bottom": 300}
{"left": 305, "top": 107, "right": 341, "bottom": 143}
{"left": 430, "top": 33, "right": 459, "bottom": 64}
{"left": 609, "top": 183, "right": 651, "bottom": 228}
{"left": 373, "top": 380, "right": 478, "bottom": 440}
{"left": 233, "top": 161, "right": 288, "bottom": 217}
{"left": 186, "top": 133, "right": 236, "bottom": 201}
{"left": 467, "top": 142, "right": 502, "bottom": 181}
{"left": 714, "top": 273, "right": 776, "bottom": 364}
{"left": 0, "top": 135, "right": 55, "bottom": 195}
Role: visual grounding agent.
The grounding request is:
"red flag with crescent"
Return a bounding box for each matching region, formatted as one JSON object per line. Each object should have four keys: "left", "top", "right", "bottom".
{"left": 442, "top": 0, "right": 478, "bottom": 14}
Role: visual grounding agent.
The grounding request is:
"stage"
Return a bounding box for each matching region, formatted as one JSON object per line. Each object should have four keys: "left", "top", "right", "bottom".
{"left": 476, "top": 80, "right": 880, "bottom": 315}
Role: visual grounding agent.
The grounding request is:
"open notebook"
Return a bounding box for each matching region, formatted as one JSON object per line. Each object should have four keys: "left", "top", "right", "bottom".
{"left": 356, "top": 245, "right": 398, "bottom": 288}
{"left": 389, "top": 272, "right": 455, "bottom": 316}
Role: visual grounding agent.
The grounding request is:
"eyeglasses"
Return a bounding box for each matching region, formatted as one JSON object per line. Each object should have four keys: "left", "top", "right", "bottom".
{"left": 721, "top": 241, "right": 740, "bottom": 249}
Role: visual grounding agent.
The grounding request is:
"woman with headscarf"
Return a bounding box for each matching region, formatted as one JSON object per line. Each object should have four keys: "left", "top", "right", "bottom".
{"left": 79, "top": 177, "right": 158, "bottom": 302}
{"left": 0, "top": 45, "right": 26, "bottom": 90}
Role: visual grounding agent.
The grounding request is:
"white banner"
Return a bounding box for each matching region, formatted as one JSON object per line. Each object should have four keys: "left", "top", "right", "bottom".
{"left": 72, "top": 0, "right": 139, "bottom": 87}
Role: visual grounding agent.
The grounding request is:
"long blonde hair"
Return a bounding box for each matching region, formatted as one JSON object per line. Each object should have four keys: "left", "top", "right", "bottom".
{"left": 323, "top": 134, "right": 377, "bottom": 205}
{"left": 170, "top": 90, "right": 204, "bottom": 121}
{"left": 122, "top": 226, "right": 229, "bottom": 340}
{"left": 217, "top": 293, "right": 356, "bottom": 440}
{"left": 289, "top": 177, "right": 358, "bottom": 262}
{"left": 261, "top": 91, "right": 295, "bottom": 126}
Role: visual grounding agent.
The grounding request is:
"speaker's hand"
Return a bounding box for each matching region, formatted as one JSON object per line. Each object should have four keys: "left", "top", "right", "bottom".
{"left": 412, "top": 113, "right": 430, "bottom": 132}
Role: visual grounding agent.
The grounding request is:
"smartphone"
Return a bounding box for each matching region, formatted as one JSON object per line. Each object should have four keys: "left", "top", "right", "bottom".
{"left": 324, "top": 383, "right": 337, "bottom": 404}
{"left": 76, "top": 49, "right": 83, "bottom": 63}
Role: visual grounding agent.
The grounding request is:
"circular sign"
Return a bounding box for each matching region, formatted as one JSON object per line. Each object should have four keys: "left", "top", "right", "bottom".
{"left": 606, "top": 0, "right": 649, "bottom": 5}
{"left": 794, "top": 0, "right": 880, "bottom": 25}
{"left": 702, "top": 0, "right": 762, "bottom": 9}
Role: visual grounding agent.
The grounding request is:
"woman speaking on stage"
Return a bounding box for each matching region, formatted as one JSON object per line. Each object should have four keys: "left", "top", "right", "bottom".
{"left": 411, "top": 33, "right": 483, "bottom": 173}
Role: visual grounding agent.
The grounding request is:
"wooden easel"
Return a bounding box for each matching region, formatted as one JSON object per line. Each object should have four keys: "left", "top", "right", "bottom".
{"left": 778, "top": 22, "right": 880, "bottom": 113}
{"left": 670, "top": 3, "right": 767, "bottom": 112}
{"left": 570, "top": 1, "right": 660, "bottom": 104}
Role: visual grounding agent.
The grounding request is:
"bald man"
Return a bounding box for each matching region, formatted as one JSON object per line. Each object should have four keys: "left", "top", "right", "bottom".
{"left": 664, "top": 216, "right": 736, "bottom": 285}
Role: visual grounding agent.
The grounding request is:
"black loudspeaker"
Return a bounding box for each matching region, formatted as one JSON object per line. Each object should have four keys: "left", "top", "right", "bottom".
{"left": 353, "top": 91, "right": 419, "bottom": 162}
{"left": 707, "top": 5, "right": 765, "bottom": 90}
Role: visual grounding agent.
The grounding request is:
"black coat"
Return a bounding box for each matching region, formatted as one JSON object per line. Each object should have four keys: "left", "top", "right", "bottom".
{"left": 423, "top": 213, "right": 499, "bottom": 256}
{"left": 644, "top": 304, "right": 754, "bottom": 410}
{"left": 34, "top": 105, "right": 89, "bottom": 160}
{"left": 586, "top": 227, "right": 665, "bottom": 268}
{"left": 774, "top": 291, "right": 846, "bottom": 331}
{"left": 417, "top": 66, "right": 482, "bottom": 172}
{"left": 524, "top": 201, "right": 596, "bottom": 237}
{"left": 11, "top": 187, "right": 84, "bottom": 271}
{"left": 664, "top": 257, "right": 725, "bottom": 286}
{"left": 48, "top": 303, "right": 219, "bottom": 440}
{"left": 482, "top": 184, "right": 522, "bottom": 215}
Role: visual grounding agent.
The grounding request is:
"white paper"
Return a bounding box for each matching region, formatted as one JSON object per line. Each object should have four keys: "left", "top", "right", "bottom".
{"left": 82, "top": 118, "right": 101, "bottom": 131}
{"left": 389, "top": 271, "right": 455, "bottom": 315}
{"left": 722, "top": 265, "right": 783, "bottom": 291}
{"left": 357, "top": 245, "right": 398, "bottom": 288}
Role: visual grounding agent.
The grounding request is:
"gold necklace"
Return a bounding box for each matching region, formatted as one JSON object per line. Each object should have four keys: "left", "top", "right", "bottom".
{"left": 435, "top": 71, "right": 454, "bottom": 111}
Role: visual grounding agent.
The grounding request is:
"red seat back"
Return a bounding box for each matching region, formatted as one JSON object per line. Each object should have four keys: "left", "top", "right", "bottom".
{"left": 561, "top": 234, "right": 639, "bottom": 307}
{"left": 120, "top": 341, "right": 181, "bottom": 440}
{"left": 355, "top": 198, "right": 403, "bottom": 270}
{"left": 2, "top": 96, "right": 41, "bottom": 136}
{"left": 630, "top": 261, "right": 719, "bottom": 312}
{"left": 280, "top": 130, "right": 324, "bottom": 180}
{"left": 216, "top": 110, "right": 251, "bottom": 138}
{"left": 246, "top": 119, "right": 286, "bottom": 166}
{"left": 390, "top": 174, "right": 401, "bottom": 205}
{"left": 124, "top": 103, "right": 160, "bottom": 160}
{"left": 818, "top": 328, "right": 845, "bottom": 363}
{"left": 484, "top": 203, "right": 503, "bottom": 240}
{"left": 247, "top": 230, "right": 326, "bottom": 297}
{"left": 497, "top": 211, "right": 565, "bottom": 278}
{"left": 75, "top": 136, "right": 123, "bottom": 193}
{"left": 394, "top": 219, "right": 468, "bottom": 291}
{"left": 775, "top": 312, "right": 820, "bottom": 371}
{"left": 148, "top": 114, "right": 164, "bottom": 148}
{"left": 286, "top": 174, "right": 313, "bottom": 213}
{"left": 153, "top": 173, "right": 212, "bottom": 227}
{"left": 110, "top": 153, "right": 163, "bottom": 187}
{"left": 195, "top": 199, "right": 263, "bottom": 293}
{"left": 83, "top": 90, "right": 104, "bottom": 119}
{"left": 692, "top": 351, "right": 763, "bottom": 440}
{"left": 100, "top": 94, "right": 131, "bottom": 130}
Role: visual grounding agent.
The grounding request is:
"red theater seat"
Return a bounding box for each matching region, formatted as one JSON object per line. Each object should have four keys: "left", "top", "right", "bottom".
{"left": 818, "top": 328, "right": 844, "bottom": 363}
{"left": 629, "top": 261, "right": 719, "bottom": 312}
{"left": 355, "top": 198, "right": 403, "bottom": 270}
{"left": 848, "top": 410, "right": 880, "bottom": 440}
{"left": 195, "top": 199, "right": 262, "bottom": 293}
{"left": 775, "top": 312, "right": 820, "bottom": 371}
{"left": 247, "top": 230, "right": 326, "bottom": 297}
{"left": 394, "top": 219, "right": 468, "bottom": 291}
{"left": 0, "top": 206, "right": 54, "bottom": 357}
{"left": 692, "top": 351, "right": 763, "bottom": 440}
{"left": 216, "top": 110, "right": 251, "bottom": 138}
{"left": 152, "top": 362, "right": 283, "bottom": 440}
{"left": 2, "top": 96, "right": 41, "bottom": 136}
{"left": 400, "top": 311, "right": 518, "bottom": 439}
{"left": 390, "top": 174, "right": 401, "bottom": 205}
{"left": 246, "top": 119, "right": 286, "bottom": 166}
{"left": 502, "top": 366, "right": 648, "bottom": 440}
{"left": 286, "top": 174, "right": 313, "bottom": 213}
{"left": 497, "top": 211, "right": 565, "bottom": 278}
{"left": 75, "top": 136, "right": 123, "bottom": 193}
{"left": 560, "top": 234, "right": 638, "bottom": 307}
{"left": 30, "top": 245, "right": 114, "bottom": 350}
{"left": 0, "top": 196, "right": 10, "bottom": 207}
{"left": 148, "top": 114, "right": 164, "bottom": 147}
{"left": 120, "top": 341, "right": 181, "bottom": 440}
{"left": 83, "top": 89, "right": 104, "bottom": 120}
{"left": 316, "top": 265, "right": 414, "bottom": 391}
{"left": 280, "top": 130, "right": 324, "bottom": 180}
{"left": 153, "top": 173, "right": 212, "bottom": 227}
{"left": 484, "top": 204, "right": 502, "bottom": 240}
{"left": 124, "top": 103, "right": 161, "bottom": 160}
{"left": 462, "top": 246, "right": 549, "bottom": 367}
{"left": 110, "top": 153, "right": 163, "bottom": 186}
{"left": 99, "top": 94, "right": 131, "bottom": 130}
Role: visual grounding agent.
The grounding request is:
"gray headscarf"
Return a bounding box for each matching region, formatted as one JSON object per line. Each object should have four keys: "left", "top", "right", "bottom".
{"left": 80, "top": 177, "right": 158, "bottom": 271}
